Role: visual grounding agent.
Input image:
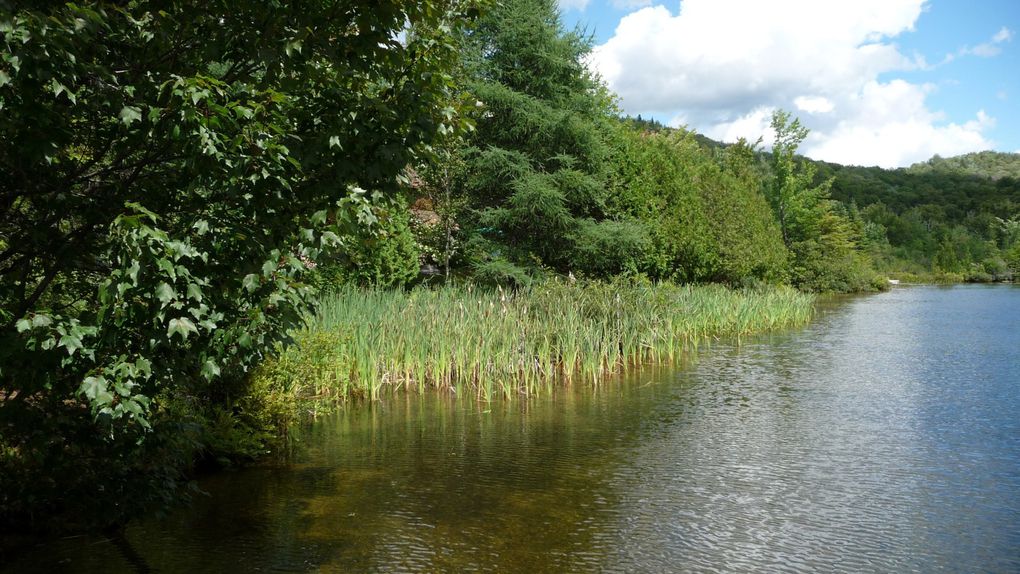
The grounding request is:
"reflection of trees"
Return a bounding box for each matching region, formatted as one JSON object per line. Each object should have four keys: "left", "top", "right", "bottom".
{"left": 123, "top": 378, "right": 685, "bottom": 572}
{"left": 110, "top": 533, "right": 152, "bottom": 574}
{"left": 302, "top": 392, "right": 634, "bottom": 572}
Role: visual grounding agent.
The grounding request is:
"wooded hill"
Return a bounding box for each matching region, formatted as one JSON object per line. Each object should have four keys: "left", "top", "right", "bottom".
{"left": 812, "top": 152, "right": 1020, "bottom": 280}
{"left": 907, "top": 151, "right": 1020, "bottom": 180}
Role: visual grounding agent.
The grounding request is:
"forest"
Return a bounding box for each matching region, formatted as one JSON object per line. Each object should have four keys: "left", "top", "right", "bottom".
{"left": 815, "top": 153, "right": 1020, "bottom": 282}
{"left": 1, "top": 0, "right": 1017, "bottom": 539}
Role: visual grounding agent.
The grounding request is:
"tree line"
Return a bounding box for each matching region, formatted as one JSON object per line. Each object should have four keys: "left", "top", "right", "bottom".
{"left": 814, "top": 153, "right": 1020, "bottom": 281}
{"left": 337, "top": 2, "right": 878, "bottom": 293}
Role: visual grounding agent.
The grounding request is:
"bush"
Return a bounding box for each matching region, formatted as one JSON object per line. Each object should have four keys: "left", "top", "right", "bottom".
{"left": 311, "top": 203, "right": 421, "bottom": 291}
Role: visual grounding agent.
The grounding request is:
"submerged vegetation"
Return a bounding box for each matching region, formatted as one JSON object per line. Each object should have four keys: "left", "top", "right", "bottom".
{"left": 257, "top": 281, "right": 814, "bottom": 405}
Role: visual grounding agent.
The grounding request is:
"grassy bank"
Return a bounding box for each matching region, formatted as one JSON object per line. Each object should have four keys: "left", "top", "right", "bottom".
{"left": 254, "top": 280, "right": 814, "bottom": 405}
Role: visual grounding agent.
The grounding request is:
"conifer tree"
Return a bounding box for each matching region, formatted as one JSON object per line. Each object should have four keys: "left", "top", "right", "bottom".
{"left": 458, "top": 0, "right": 646, "bottom": 282}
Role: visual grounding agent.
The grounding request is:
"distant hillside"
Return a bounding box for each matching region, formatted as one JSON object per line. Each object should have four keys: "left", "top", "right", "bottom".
{"left": 810, "top": 157, "right": 1020, "bottom": 224}
{"left": 804, "top": 151, "right": 1019, "bottom": 280}
{"left": 812, "top": 160, "right": 1020, "bottom": 222}
{"left": 635, "top": 124, "right": 1020, "bottom": 222}
{"left": 906, "top": 151, "right": 1020, "bottom": 181}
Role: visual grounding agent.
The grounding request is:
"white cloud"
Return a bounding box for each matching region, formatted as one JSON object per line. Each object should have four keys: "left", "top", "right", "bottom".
{"left": 970, "top": 26, "right": 1013, "bottom": 56}
{"left": 794, "top": 95, "right": 835, "bottom": 114}
{"left": 805, "top": 89, "right": 996, "bottom": 167}
{"left": 702, "top": 106, "right": 775, "bottom": 146}
{"left": 946, "top": 26, "right": 1013, "bottom": 61}
{"left": 967, "top": 44, "right": 1001, "bottom": 57}
{"left": 590, "top": 0, "right": 996, "bottom": 167}
{"left": 992, "top": 27, "right": 1014, "bottom": 44}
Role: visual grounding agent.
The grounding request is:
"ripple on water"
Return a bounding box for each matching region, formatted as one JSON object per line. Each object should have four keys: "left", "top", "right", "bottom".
{"left": 7, "top": 285, "right": 1020, "bottom": 573}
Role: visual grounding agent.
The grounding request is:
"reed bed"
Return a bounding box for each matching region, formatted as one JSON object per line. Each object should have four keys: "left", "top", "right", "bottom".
{"left": 258, "top": 280, "right": 814, "bottom": 402}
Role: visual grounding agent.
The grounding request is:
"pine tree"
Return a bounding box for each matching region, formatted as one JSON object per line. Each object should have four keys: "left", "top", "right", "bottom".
{"left": 458, "top": 0, "right": 645, "bottom": 282}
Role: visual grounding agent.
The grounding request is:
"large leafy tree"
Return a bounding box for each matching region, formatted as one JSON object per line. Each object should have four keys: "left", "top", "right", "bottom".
{"left": 0, "top": 0, "right": 472, "bottom": 531}
{"left": 613, "top": 129, "right": 788, "bottom": 284}
{"left": 458, "top": 0, "right": 646, "bottom": 282}
{"left": 767, "top": 110, "right": 870, "bottom": 291}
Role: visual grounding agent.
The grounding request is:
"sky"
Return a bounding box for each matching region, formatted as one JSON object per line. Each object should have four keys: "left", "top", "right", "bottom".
{"left": 558, "top": 0, "right": 1020, "bottom": 168}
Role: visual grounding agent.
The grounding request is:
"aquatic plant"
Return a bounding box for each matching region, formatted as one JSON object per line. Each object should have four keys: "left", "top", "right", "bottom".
{"left": 256, "top": 280, "right": 814, "bottom": 402}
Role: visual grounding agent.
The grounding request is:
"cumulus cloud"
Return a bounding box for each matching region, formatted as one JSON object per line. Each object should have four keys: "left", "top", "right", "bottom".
{"left": 805, "top": 89, "right": 995, "bottom": 167}
{"left": 794, "top": 96, "right": 835, "bottom": 114}
{"left": 590, "top": 0, "right": 996, "bottom": 167}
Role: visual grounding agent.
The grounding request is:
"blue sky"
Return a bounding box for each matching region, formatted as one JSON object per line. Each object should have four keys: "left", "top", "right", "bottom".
{"left": 558, "top": 0, "right": 1019, "bottom": 167}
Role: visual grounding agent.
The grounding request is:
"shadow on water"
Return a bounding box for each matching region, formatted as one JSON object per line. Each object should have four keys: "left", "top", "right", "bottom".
{"left": 7, "top": 285, "right": 1020, "bottom": 573}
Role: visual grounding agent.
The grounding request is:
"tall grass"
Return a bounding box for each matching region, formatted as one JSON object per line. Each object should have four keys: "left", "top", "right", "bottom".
{"left": 256, "top": 280, "right": 814, "bottom": 403}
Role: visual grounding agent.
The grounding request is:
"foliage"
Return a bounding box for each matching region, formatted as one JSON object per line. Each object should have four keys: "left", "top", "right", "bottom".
{"left": 1004, "top": 243, "right": 1020, "bottom": 276}
{"left": 714, "top": 138, "right": 793, "bottom": 283}
{"left": 622, "top": 114, "right": 668, "bottom": 133}
{"left": 456, "top": 0, "right": 643, "bottom": 279}
{"left": 311, "top": 199, "right": 421, "bottom": 290}
{"left": 612, "top": 129, "right": 788, "bottom": 284}
{"left": 408, "top": 92, "right": 478, "bottom": 281}
{"left": 907, "top": 151, "right": 1020, "bottom": 180}
{"left": 813, "top": 150, "right": 1020, "bottom": 280}
{"left": 766, "top": 111, "right": 875, "bottom": 291}
{"left": 0, "top": 0, "right": 473, "bottom": 533}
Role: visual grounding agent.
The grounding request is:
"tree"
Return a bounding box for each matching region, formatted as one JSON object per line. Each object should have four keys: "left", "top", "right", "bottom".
{"left": 766, "top": 110, "right": 871, "bottom": 291}
{"left": 456, "top": 0, "right": 647, "bottom": 282}
{"left": 312, "top": 198, "right": 423, "bottom": 290}
{"left": 713, "top": 137, "right": 790, "bottom": 283}
{"left": 0, "top": 0, "right": 474, "bottom": 532}
{"left": 612, "top": 129, "right": 787, "bottom": 284}
{"left": 768, "top": 110, "right": 817, "bottom": 249}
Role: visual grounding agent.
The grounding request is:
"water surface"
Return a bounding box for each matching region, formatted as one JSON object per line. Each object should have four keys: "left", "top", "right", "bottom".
{"left": 10, "top": 285, "right": 1020, "bottom": 572}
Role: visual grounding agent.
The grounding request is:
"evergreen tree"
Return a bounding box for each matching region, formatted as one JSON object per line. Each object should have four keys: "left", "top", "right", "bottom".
{"left": 457, "top": 0, "right": 646, "bottom": 282}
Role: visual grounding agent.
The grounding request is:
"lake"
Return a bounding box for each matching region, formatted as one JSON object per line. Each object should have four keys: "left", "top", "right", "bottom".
{"left": 8, "top": 284, "right": 1020, "bottom": 572}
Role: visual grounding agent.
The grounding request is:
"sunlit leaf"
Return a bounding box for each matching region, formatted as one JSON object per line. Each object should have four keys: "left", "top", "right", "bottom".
{"left": 167, "top": 317, "right": 198, "bottom": 341}
{"left": 119, "top": 105, "right": 142, "bottom": 125}
{"left": 155, "top": 282, "right": 175, "bottom": 305}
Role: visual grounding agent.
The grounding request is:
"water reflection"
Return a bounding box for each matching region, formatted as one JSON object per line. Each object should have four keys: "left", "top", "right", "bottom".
{"left": 8, "top": 285, "right": 1020, "bottom": 573}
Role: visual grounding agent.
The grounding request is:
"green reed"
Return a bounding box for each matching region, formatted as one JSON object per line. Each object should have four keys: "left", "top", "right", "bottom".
{"left": 256, "top": 280, "right": 814, "bottom": 402}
